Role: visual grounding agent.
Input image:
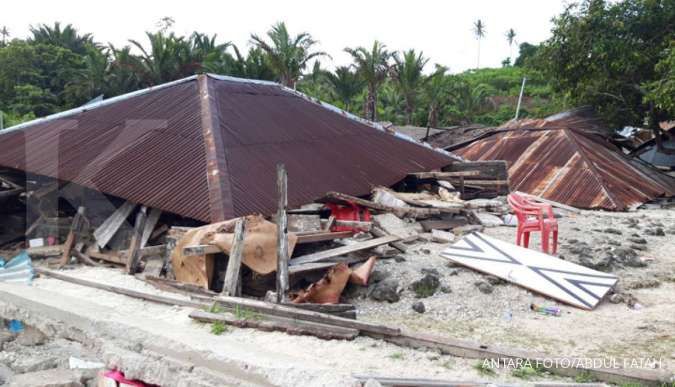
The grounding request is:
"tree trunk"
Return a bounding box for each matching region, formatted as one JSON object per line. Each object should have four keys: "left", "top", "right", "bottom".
{"left": 405, "top": 98, "right": 414, "bottom": 125}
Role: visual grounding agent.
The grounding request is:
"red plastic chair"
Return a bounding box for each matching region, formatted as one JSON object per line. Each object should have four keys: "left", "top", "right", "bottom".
{"left": 507, "top": 193, "right": 558, "bottom": 255}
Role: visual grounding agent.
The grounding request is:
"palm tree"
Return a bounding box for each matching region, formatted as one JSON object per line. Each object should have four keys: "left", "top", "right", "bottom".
{"left": 423, "top": 65, "right": 448, "bottom": 128}
{"left": 473, "top": 19, "right": 486, "bottom": 69}
{"left": 0, "top": 26, "right": 9, "bottom": 45}
{"left": 391, "top": 49, "right": 429, "bottom": 125}
{"left": 344, "top": 41, "right": 391, "bottom": 121}
{"left": 325, "top": 66, "right": 364, "bottom": 112}
{"left": 505, "top": 28, "right": 517, "bottom": 64}
{"left": 29, "top": 22, "right": 95, "bottom": 55}
{"left": 250, "top": 22, "right": 328, "bottom": 88}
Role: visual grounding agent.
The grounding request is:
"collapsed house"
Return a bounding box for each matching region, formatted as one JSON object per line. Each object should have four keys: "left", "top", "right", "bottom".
{"left": 0, "top": 73, "right": 509, "bottom": 296}
{"left": 438, "top": 111, "right": 675, "bottom": 211}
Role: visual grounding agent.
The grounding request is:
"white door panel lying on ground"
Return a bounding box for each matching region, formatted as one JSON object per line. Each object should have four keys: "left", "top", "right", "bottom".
{"left": 441, "top": 232, "right": 618, "bottom": 310}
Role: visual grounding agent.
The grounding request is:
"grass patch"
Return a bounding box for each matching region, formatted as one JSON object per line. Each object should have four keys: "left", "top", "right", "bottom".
{"left": 206, "top": 302, "right": 224, "bottom": 314}
{"left": 473, "top": 361, "right": 496, "bottom": 376}
{"left": 234, "top": 305, "right": 261, "bottom": 321}
{"left": 210, "top": 321, "right": 227, "bottom": 335}
{"left": 511, "top": 363, "right": 548, "bottom": 379}
{"left": 388, "top": 352, "right": 404, "bottom": 360}
{"left": 575, "top": 370, "right": 596, "bottom": 383}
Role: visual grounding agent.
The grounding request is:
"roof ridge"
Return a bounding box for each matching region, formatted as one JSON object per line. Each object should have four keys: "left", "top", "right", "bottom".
{"left": 563, "top": 128, "right": 621, "bottom": 209}
{"left": 198, "top": 74, "right": 235, "bottom": 221}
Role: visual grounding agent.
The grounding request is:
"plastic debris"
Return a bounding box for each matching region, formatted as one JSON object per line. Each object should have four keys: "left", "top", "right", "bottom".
{"left": 0, "top": 251, "right": 34, "bottom": 285}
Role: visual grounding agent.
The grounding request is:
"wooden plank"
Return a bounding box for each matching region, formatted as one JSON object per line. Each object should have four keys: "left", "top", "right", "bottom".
{"left": 320, "top": 219, "right": 372, "bottom": 231}
{"left": 35, "top": 267, "right": 203, "bottom": 308}
{"left": 443, "top": 160, "right": 509, "bottom": 180}
{"left": 162, "top": 236, "right": 177, "bottom": 279}
{"left": 93, "top": 201, "right": 136, "bottom": 248}
{"left": 515, "top": 191, "right": 582, "bottom": 213}
{"left": 58, "top": 206, "right": 86, "bottom": 268}
{"left": 140, "top": 208, "right": 162, "bottom": 248}
{"left": 289, "top": 235, "right": 401, "bottom": 266}
{"left": 296, "top": 231, "right": 353, "bottom": 244}
{"left": 370, "top": 226, "right": 408, "bottom": 253}
{"left": 25, "top": 244, "right": 64, "bottom": 257}
{"left": 24, "top": 215, "right": 43, "bottom": 237}
{"left": 211, "top": 295, "right": 401, "bottom": 336}
{"left": 190, "top": 310, "right": 359, "bottom": 340}
{"left": 441, "top": 233, "right": 617, "bottom": 310}
{"left": 419, "top": 219, "right": 468, "bottom": 231}
{"left": 276, "top": 164, "right": 289, "bottom": 303}
{"left": 126, "top": 206, "right": 147, "bottom": 274}
{"left": 143, "top": 275, "right": 217, "bottom": 297}
{"left": 281, "top": 302, "right": 355, "bottom": 313}
{"left": 289, "top": 256, "right": 367, "bottom": 276}
{"left": 324, "top": 191, "right": 440, "bottom": 218}
{"left": 221, "top": 218, "right": 245, "bottom": 296}
{"left": 408, "top": 171, "right": 480, "bottom": 179}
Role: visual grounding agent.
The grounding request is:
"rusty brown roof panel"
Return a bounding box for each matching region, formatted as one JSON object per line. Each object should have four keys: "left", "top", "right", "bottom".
{"left": 454, "top": 125, "right": 675, "bottom": 210}
{"left": 0, "top": 74, "right": 453, "bottom": 222}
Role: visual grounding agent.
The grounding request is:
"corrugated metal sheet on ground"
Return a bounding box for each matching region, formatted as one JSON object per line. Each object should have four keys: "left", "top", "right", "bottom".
{"left": 454, "top": 125, "right": 675, "bottom": 210}
{"left": 0, "top": 75, "right": 452, "bottom": 222}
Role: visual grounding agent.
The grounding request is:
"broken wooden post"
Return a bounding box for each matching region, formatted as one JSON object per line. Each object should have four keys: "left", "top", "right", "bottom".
{"left": 221, "top": 218, "right": 246, "bottom": 296}
{"left": 126, "top": 206, "right": 147, "bottom": 274}
{"left": 162, "top": 235, "right": 177, "bottom": 280}
{"left": 58, "top": 206, "right": 86, "bottom": 268}
{"left": 276, "top": 164, "right": 289, "bottom": 303}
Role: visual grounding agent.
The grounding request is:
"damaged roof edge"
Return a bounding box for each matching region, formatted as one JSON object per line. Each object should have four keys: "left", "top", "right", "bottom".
{"left": 3, "top": 71, "right": 460, "bottom": 163}
{"left": 206, "top": 73, "right": 462, "bottom": 162}
{"left": 0, "top": 75, "right": 200, "bottom": 134}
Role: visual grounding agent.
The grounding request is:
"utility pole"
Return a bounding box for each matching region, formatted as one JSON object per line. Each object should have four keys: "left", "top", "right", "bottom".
{"left": 514, "top": 77, "right": 527, "bottom": 120}
{"left": 0, "top": 110, "right": 4, "bottom": 130}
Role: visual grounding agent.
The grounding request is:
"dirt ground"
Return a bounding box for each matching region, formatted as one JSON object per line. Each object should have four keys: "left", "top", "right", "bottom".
{"left": 2, "top": 206, "right": 674, "bottom": 385}
{"left": 352, "top": 206, "right": 675, "bottom": 376}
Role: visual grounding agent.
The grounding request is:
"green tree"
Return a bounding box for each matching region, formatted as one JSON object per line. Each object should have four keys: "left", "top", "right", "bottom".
{"left": 324, "top": 66, "right": 364, "bottom": 112}
{"left": 514, "top": 42, "right": 539, "bottom": 67}
{"left": 422, "top": 65, "right": 449, "bottom": 128}
{"left": 391, "top": 49, "right": 429, "bottom": 124}
{"left": 0, "top": 41, "right": 86, "bottom": 116}
{"left": 534, "top": 0, "right": 674, "bottom": 135}
{"left": 29, "top": 22, "right": 95, "bottom": 55}
{"left": 250, "top": 22, "right": 327, "bottom": 88}
{"left": 644, "top": 41, "right": 675, "bottom": 152}
{"left": 505, "top": 28, "right": 517, "bottom": 63}
{"left": 0, "top": 26, "right": 9, "bottom": 46}
{"left": 345, "top": 41, "right": 391, "bottom": 121}
{"left": 473, "top": 19, "right": 486, "bottom": 68}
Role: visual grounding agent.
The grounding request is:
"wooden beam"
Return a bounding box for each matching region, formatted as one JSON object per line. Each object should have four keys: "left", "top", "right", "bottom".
{"left": 370, "top": 227, "right": 408, "bottom": 253}
{"left": 126, "top": 206, "right": 147, "bottom": 274}
{"left": 296, "top": 230, "right": 353, "bottom": 244}
{"left": 162, "top": 235, "right": 177, "bottom": 279}
{"left": 93, "top": 201, "right": 136, "bottom": 248}
{"left": 58, "top": 206, "right": 86, "bottom": 268}
{"left": 289, "top": 235, "right": 401, "bottom": 266}
{"left": 323, "top": 215, "right": 335, "bottom": 231}
{"left": 26, "top": 244, "right": 64, "bottom": 257}
{"left": 320, "top": 219, "right": 372, "bottom": 231}
{"left": 408, "top": 171, "right": 480, "bottom": 179}
{"left": 221, "top": 218, "right": 245, "bottom": 296}
{"left": 210, "top": 295, "right": 400, "bottom": 337}
{"left": 190, "top": 310, "right": 358, "bottom": 340}
{"left": 288, "top": 256, "right": 367, "bottom": 276}
{"left": 324, "top": 192, "right": 440, "bottom": 218}
{"left": 140, "top": 208, "right": 162, "bottom": 248}
{"left": 276, "top": 164, "right": 289, "bottom": 303}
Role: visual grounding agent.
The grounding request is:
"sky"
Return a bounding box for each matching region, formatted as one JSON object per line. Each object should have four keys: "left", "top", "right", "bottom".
{"left": 2, "top": 0, "right": 569, "bottom": 74}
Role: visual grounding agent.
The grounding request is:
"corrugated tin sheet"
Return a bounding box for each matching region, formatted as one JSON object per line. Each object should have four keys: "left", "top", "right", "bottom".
{"left": 0, "top": 74, "right": 452, "bottom": 222}
{"left": 454, "top": 122, "right": 675, "bottom": 210}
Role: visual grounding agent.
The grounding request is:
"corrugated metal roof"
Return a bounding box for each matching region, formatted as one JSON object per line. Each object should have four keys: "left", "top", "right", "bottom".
{"left": 0, "top": 74, "right": 453, "bottom": 222}
{"left": 454, "top": 120, "right": 675, "bottom": 210}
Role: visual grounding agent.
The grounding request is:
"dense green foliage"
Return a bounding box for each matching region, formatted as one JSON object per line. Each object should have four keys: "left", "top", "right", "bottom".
{"left": 532, "top": 0, "right": 675, "bottom": 129}
{"left": 1, "top": 0, "right": 672, "bottom": 132}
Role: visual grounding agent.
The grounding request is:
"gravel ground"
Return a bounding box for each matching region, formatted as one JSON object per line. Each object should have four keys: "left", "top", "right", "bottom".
{"left": 350, "top": 206, "right": 675, "bottom": 374}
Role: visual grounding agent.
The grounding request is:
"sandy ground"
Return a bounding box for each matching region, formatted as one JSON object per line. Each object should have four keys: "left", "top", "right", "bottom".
{"left": 2, "top": 207, "right": 673, "bottom": 385}
{"left": 352, "top": 207, "right": 675, "bottom": 376}
{"left": 10, "top": 268, "right": 577, "bottom": 386}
